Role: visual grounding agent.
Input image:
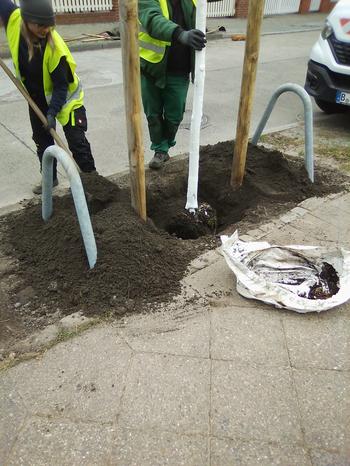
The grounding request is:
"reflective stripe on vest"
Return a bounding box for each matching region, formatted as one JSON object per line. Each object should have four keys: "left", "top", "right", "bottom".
{"left": 138, "top": 0, "right": 171, "bottom": 63}
{"left": 6, "top": 9, "right": 84, "bottom": 126}
{"left": 139, "top": 39, "right": 166, "bottom": 55}
{"left": 46, "top": 77, "right": 83, "bottom": 107}
{"left": 139, "top": 0, "right": 197, "bottom": 63}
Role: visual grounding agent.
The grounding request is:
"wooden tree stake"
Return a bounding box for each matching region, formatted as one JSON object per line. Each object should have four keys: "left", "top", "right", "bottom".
{"left": 231, "top": 0, "right": 265, "bottom": 190}
{"left": 119, "top": 0, "right": 147, "bottom": 221}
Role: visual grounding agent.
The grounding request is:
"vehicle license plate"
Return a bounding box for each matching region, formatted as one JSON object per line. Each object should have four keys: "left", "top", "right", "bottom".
{"left": 336, "top": 90, "right": 350, "bottom": 106}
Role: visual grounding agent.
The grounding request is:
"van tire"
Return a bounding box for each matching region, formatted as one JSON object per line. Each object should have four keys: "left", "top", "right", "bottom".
{"left": 315, "top": 98, "right": 348, "bottom": 114}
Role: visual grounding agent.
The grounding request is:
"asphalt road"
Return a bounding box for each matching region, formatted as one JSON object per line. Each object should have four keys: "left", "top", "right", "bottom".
{"left": 0, "top": 30, "right": 330, "bottom": 208}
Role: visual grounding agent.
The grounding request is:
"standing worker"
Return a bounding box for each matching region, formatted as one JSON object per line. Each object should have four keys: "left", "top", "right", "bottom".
{"left": 138, "top": 0, "right": 206, "bottom": 169}
{"left": 0, "top": 0, "right": 96, "bottom": 194}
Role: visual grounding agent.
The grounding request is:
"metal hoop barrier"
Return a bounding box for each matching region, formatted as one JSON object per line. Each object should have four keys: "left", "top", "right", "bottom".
{"left": 251, "top": 83, "right": 314, "bottom": 183}
{"left": 41, "top": 145, "right": 97, "bottom": 269}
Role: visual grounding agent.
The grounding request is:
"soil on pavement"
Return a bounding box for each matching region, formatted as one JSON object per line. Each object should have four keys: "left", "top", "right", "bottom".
{"left": 0, "top": 140, "right": 348, "bottom": 354}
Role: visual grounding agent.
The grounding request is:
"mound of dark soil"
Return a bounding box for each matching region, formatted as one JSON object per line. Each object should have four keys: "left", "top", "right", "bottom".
{"left": 0, "top": 140, "right": 348, "bottom": 347}
{"left": 3, "top": 175, "right": 201, "bottom": 316}
{"left": 148, "top": 142, "right": 344, "bottom": 232}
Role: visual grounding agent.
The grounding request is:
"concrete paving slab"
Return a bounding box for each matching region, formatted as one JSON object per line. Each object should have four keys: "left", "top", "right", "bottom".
{"left": 1, "top": 327, "right": 132, "bottom": 423}
{"left": 182, "top": 255, "right": 232, "bottom": 299}
{"left": 288, "top": 213, "right": 350, "bottom": 246}
{"left": 183, "top": 255, "right": 266, "bottom": 308}
{"left": 111, "top": 428, "right": 209, "bottom": 466}
{"left": 298, "top": 196, "right": 329, "bottom": 212}
{"left": 279, "top": 206, "right": 309, "bottom": 224}
{"left": 331, "top": 301, "right": 350, "bottom": 320}
{"left": 206, "top": 292, "right": 271, "bottom": 311}
{"left": 283, "top": 314, "right": 350, "bottom": 370}
{"left": 210, "top": 307, "right": 289, "bottom": 367}
{"left": 187, "top": 249, "right": 222, "bottom": 274}
{"left": 0, "top": 381, "right": 27, "bottom": 464}
{"left": 293, "top": 369, "right": 350, "bottom": 451}
{"left": 241, "top": 227, "right": 266, "bottom": 240}
{"left": 309, "top": 193, "right": 350, "bottom": 218}
{"left": 310, "top": 449, "right": 350, "bottom": 466}
{"left": 257, "top": 220, "right": 281, "bottom": 235}
{"left": 211, "top": 362, "right": 302, "bottom": 444}
{"left": 263, "top": 223, "right": 333, "bottom": 248}
{"left": 8, "top": 417, "right": 115, "bottom": 466}
{"left": 118, "top": 353, "right": 210, "bottom": 435}
{"left": 120, "top": 310, "right": 210, "bottom": 359}
{"left": 210, "top": 437, "right": 311, "bottom": 466}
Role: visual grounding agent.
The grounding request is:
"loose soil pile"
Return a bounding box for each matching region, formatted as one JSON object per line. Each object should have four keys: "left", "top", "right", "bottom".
{"left": 0, "top": 140, "right": 348, "bottom": 349}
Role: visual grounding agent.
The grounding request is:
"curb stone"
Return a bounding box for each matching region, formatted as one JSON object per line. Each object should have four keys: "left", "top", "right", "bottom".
{"left": 8, "top": 312, "right": 95, "bottom": 357}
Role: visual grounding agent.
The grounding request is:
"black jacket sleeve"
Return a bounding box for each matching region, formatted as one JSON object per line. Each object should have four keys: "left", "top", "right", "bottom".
{"left": 48, "top": 56, "right": 69, "bottom": 117}
{"left": 0, "top": 0, "right": 17, "bottom": 29}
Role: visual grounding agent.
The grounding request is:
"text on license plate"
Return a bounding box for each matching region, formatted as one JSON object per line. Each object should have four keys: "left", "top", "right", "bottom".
{"left": 336, "top": 90, "right": 350, "bottom": 105}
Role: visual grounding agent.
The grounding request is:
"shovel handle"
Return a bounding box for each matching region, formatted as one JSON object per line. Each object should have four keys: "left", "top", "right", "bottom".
{"left": 0, "top": 56, "right": 80, "bottom": 172}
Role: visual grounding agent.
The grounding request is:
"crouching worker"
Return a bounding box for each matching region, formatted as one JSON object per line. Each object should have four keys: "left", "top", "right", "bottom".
{"left": 138, "top": 0, "right": 206, "bottom": 169}
{"left": 0, "top": 0, "right": 96, "bottom": 194}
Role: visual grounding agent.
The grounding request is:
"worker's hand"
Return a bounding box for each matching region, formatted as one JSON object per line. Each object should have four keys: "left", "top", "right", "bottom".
{"left": 178, "top": 29, "right": 206, "bottom": 50}
{"left": 45, "top": 112, "right": 56, "bottom": 132}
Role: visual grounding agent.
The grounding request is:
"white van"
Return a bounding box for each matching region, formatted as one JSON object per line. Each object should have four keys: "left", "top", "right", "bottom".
{"left": 305, "top": 0, "right": 350, "bottom": 113}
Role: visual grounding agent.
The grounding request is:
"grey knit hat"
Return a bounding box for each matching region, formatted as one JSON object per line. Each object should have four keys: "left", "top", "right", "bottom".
{"left": 20, "top": 0, "right": 55, "bottom": 26}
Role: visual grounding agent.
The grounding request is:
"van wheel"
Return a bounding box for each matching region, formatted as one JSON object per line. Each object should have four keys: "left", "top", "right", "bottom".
{"left": 315, "top": 98, "right": 348, "bottom": 114}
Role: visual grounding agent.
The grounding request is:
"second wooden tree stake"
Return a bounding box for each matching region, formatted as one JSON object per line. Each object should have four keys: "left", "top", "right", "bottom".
{"left": 231, "top": 0, "right": 265, "bottom": 190}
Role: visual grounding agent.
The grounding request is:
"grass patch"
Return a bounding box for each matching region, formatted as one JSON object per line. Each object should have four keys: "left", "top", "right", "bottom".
{"left": 261, "top": 130, "right": 350, "bottom": 172}
{"left": 260, "top": 133, "right": 301, "bottom": 150}
{"left": 315, "top": 143, "right": 350, "bottom": 162}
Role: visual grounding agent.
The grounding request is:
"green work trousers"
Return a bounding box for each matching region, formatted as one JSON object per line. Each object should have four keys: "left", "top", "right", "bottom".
{"left": 141, "top": 73, "right": 190, "bottom": 154}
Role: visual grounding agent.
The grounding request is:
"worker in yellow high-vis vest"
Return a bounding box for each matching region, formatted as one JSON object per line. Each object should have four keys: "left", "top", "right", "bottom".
{"left": 0, "top": 0, "right": 96, "bottom": 194}
{"left": 139, "top": 0, "right": 206, "bottom": 169}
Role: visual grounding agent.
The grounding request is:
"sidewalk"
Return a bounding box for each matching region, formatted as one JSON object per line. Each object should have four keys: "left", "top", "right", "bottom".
{"left": 0, "top": 12, "right": 327, "bottom": 58}
{"left": 1, "top": 9, "right": 349, "bottom": 465}
{"left": 1, "top": 187, "right": 350, "bottom": 464}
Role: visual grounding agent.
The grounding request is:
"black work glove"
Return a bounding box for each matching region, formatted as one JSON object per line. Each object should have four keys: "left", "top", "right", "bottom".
{"left": 46, "top": 112, "right": 56, "bottom": 132}
{"left": 177, "top": 29, "right": 206, "bottom": 51}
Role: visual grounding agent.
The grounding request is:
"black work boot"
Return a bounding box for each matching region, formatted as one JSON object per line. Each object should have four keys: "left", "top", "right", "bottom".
{"left": 32, "top": 178, "right": 58, "bottom": 195}
{"left": 149, "top": 152, "right": 170, "bottom": 169}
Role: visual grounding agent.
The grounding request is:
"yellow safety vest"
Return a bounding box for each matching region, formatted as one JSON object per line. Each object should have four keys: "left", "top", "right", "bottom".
{"left": 6, "top": 9, "right": 84, "bottom": 126}
{"left": 139, "top": 0, "right": 196, "bottom": 64}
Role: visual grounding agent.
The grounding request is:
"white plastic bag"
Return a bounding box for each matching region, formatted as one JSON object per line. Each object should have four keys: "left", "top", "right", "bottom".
{"left": 221, "top": 231, "right": 350, "bottom": 312}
